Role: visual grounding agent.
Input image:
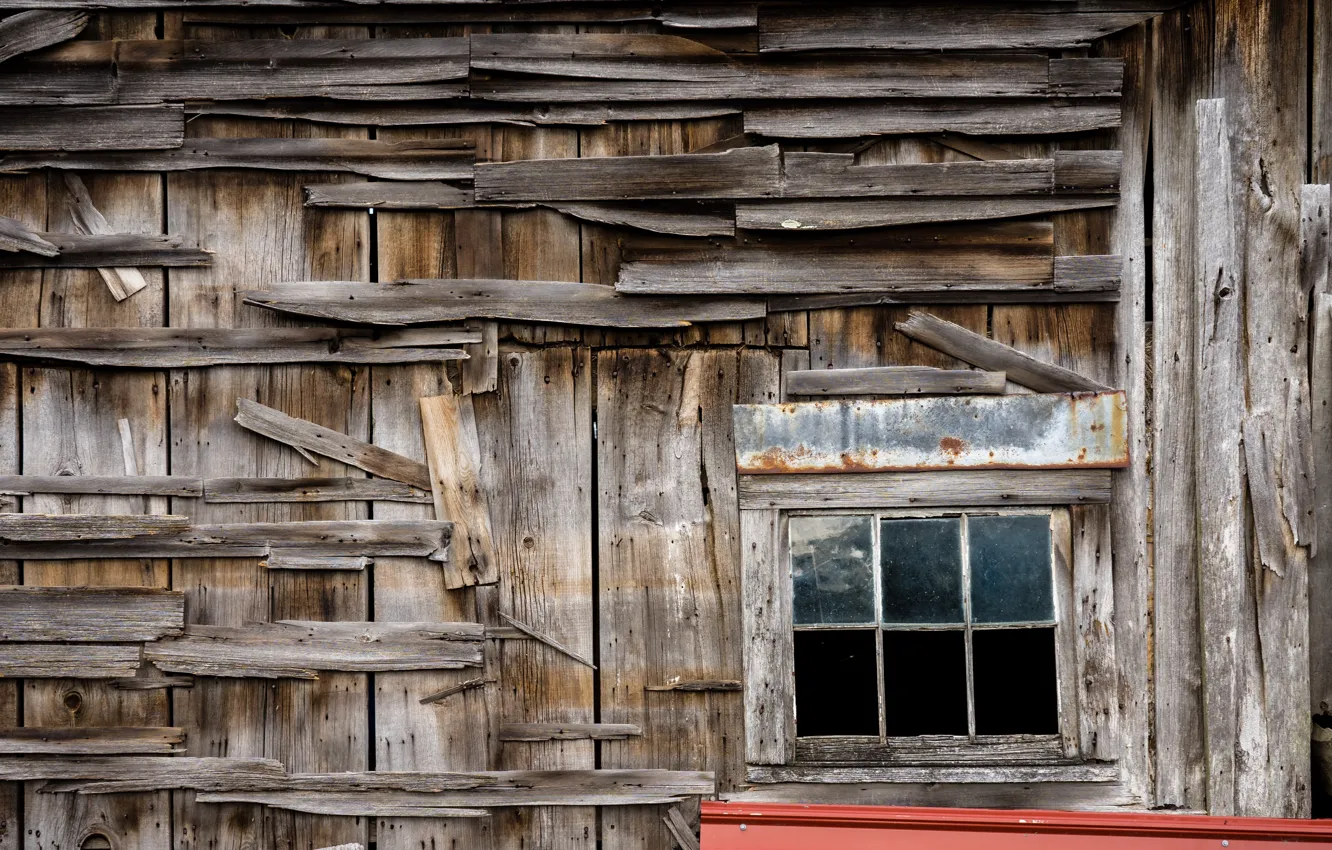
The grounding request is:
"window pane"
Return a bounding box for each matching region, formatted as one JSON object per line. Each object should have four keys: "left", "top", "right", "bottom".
{"left": 880, "top": 517, "right": 964, "bottom": 624}
{"left": 973, "top": 628, "right": 1059, "bottom": 735}
{"left": 790, "top": 515, "right": 875, "bottom": 625}
{"left": 968, "top": 514, "right": 1054, "bottom": 623}
{"left": 794, "top": 629, "right": 880, "bottom": 736}
{"left": 883, "top": 630, "right": 969, "bottom": 735}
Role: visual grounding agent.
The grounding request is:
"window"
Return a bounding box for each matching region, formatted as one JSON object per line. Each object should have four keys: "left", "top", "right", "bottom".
{"left": 785, "top": 509, "right": 1075, "bottom": 764}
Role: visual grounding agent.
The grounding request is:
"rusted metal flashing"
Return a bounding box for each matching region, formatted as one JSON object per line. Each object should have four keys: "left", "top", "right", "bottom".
{"left": 732, "top": 391, "right": 1128, "bottom": 474}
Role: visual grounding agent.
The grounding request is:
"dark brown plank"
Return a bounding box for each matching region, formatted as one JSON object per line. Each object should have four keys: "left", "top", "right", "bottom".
{"left": 0, "top": 10, "right": 85, "bottom": 64}
{"left": 499, "top": 723, "right": 642, "bottom": 742}
{"left": 0, "top": 105, "right": 181, "bottom": 150}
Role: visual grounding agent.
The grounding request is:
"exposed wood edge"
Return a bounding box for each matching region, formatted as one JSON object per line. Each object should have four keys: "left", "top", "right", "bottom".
{"left": 927, "top": 134, "right": 1023, "bottom": 162}
{"left": 419, "top": 676, "right": 493, "bottom": 705}
{"left": 420, "top": 391, "right": 500, "bottom": 588}
{"left": 0, "top": 475, "right": 202, "bottom": 496}
{"left": 0, "top": 755, "right": 286, "bottom": 784}
{"left": 895, "top": 311, "right": 1112, "bottom": 393}
{"left": 767, "top": 289, "right": 1121, "bottom": 312}
{"left": 0, "top": 726, "right": 184, "bottom": 755}
{"left": 497, "top": 611, "right": 596, "bottom": 670}
{"left": 498, "top": 723, "right": 642, "bottom": 742}
{"left": 204, "top": 477, "right": 431, "bottom": 504}
{"left": 0, "top": 9, "right": 86, "bottom": 64}
{"left": 645, "top": 680, "right": 742, "bottom": 692}
{"left": 0, "top": 512, "right": 190, "bottom": 540}
{"left": 192, "top": 792, "right": 493, "bottom": 817}
{"left": 737, "top": 469, "right": 1114, "bottom": 511}
{"left": 745, "top": 764, "right": 1121, "bottom": 785}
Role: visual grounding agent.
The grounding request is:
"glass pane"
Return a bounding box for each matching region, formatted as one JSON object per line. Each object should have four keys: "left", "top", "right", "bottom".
{"left": 968, "top": 514, "right": 1054, "bottom": 624}
{"left": 795, "top": 629, "right": 880, "bottom": 736}
{"left": 790, "top": 515, "right": 874, "bottom": 625}
{"left": 883, "top": 630, "right": 969, "bottom": 735}
{"left": 973, "top": 628, "right": 1059, "bottom": 735}
{"left": 880, "top": 517, "right": 964, "bottom": 624}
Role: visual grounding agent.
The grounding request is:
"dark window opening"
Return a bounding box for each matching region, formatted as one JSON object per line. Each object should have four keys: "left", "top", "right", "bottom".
{"left": 973, "top": 627, "right": 1059, "bottom": 735}
{"left": 794, "top": 629, "right": 880, "bottom": 736}
{"left": 883, "top": 629, "right": 969, "bottom": 735}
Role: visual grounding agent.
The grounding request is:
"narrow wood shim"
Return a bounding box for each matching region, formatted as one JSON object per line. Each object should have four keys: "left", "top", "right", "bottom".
{"left": 784, "top": 366, "right": 1007, "bottom": 396}
{"left": 235, "top": 398, "right": 432, "bottom": 491}
{"left": 645, "top": 680, "right": 742, "bottom": 692}
{"left": 146, "top": 621, "right": 485, "bottom": 679}
{"left": 242, "top": 280, "right": 767, "bottom": 328}
{"left": 498, "top": 723, "right": 642, "bottom": 741}
{"left": 63, "top": 172, "right": 148, "bottom": 301}
{"left": 497, "top": 611, "right": 596, "bottom": 670}
{"left": 0, "top": 727, "right": 184, "bottom": 755}
{"left": 732, "top": 392, "right": 1130, "bottom": 474}
{"left": 895, "top": 311, "right": 1114, "bottom": 392}
{"left": 420, "top": 391, "right": 499, "bottom": 588}
{"left": 739, "top": 469, "right": 1114, "bottom": 510}
{"left": 0, "top": 585, "right": 184, "bottom": 642}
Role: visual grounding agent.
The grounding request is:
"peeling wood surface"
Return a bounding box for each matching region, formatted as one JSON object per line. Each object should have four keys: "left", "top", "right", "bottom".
{"left": 0, "top": 644, "right": 141, "bottom": 678}
{"left": 738, "top": 469, "right": 1114, "bottom": 510}
{"left": 0, "top": 213, "right": 57, "bottom": 255}
{"left": 0, "top": 585, "right": 183, "bottom": 641}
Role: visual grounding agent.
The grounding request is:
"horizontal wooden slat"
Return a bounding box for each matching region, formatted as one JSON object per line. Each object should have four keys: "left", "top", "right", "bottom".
{"left": 784, "top": 366, "right": 1006, "bottom": 396}
{"left": 205, "top": 477, "right": 431, "bottom": 504}
{"left": 471, "top": 33, "right": 740, "bottom": 81}
{"left": 0, "top": 513, "right": 189, "bottom": 540}
{"left": 0, "top": 138, "right": 473, "bottom": 179}
{"left": 242, "top": 279, "right": 767, "bottom": 328}
{"left": 793, "top": 735, "right": 1070, "bottom": 767}
{"left": 779, "top": 151, "right": 1120, "bottom": 198}
{"left": 0, "top": 9, "right": 85, "bottom": 64}
{"left": 0, "top": 326, "right": 473, "bottom": 367}
{"left": 262, "top": 554, "right": 371, "bottom": 571}
{"left": 0, "top": 213, "right": 57, "bottom": 255}
{"left": 547, "top": 202, "right": 735, "bottom": 237}
{"left": 499, "top": 723, "right": 642, "bottom": 742}
{"left": 738, "top": 469, "right": 1114, "bottom": 510}
{"left": 745, "top": 100, "right": 1122, "bottom": 138}
{"left": 0, "top": 104, "right": 182, "bottom": 150}
{"left": 745, "top": 764, "right": 1121, "bottom": 785}
{"left": 146, "top": 621, "right": 485, "bottom": 679}
{"left": 0, "top": 727, "right": 183, "bottom": 755}
{"left": 759, "top": 5, "right": 1164, "bottom": 52}
{"left": 0, "top": 755, "right": 286, "bottom": 786}
{"left": 0, "top": 233, "right": 210, "bottom": 269}
{"left": 738, "top": 197, "right": 1116, "bottom": 230}
{"left": 0, "top": 518, "right": 451, "bottom": 560}
{"left": 721, "top": 780, "right": 1138, "bottom": 809}
{"left": 0, "top": 644, "right": 141, "bottom": 678}
{"left": 193, "top": 100, "right": 742, "bottom": 127}
{"left": 0, "top": 585, "right": 184, "bottom": 641}
{"left": 0, "top": 475, "right": 202, "bottom": 496}
{"left": 179, "top": 5, "right": 758, "bottom": 28}
{"left": 475, "top": 145, "right": 779, "bottom": 201}
{"left": 733, "top": 393, "right": 1129, "bottom": 474}
{"left": 305, "top": 181, "right": 475, "bottom": 210}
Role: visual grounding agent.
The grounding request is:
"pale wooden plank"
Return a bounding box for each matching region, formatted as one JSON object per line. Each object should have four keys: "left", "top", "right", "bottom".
{"left": 0, "top": 475, "right": 201, "bottom": 496}
{"left": 738, "top": 470, "right": 1113, "bottom": 510}
{"left": 194, "top": 100, "right": 742, "bottom": 127}
{"left": 784, "top": 366, "right": 1005, "bottom": 396}
{"left": 0, "top": 726, "right": 183, "bottom": 755}
{"left": 0, "top": 756, "right": 284, "bottom": 785}
{"left": 305, "top": 181, "right": 474, "bottom": 209}
{"left": 1312, "top": 289, "right": 1332, "bottom": 716}
{"left": 0, "top": 585, "right": 183, "bottom": 641}
{"left": 739, "top": 509, "right": 792, "bottom": 765}
{"left": 420, "top": 390, "right": 499, "bottom": 588}
{"left": 0, "top": 644, "right": 140, "bottom": 678}
{"left": 744, "top": 101, "right": 1123, "bottom": 139}
{"left": 721, "top": 781, "right": 1139, "bottom": 810}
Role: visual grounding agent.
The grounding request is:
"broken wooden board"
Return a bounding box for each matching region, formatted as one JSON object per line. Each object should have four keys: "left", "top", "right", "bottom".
{"left": 62, "top": 171, "right": 150, "bottom": 300}
{"left": 0, "top": 727, "right": 183, "bottom": 755}
{"left": 784, "top": 366, "right": 1007, "bottom": 396}
{"left": 0, "top": 9, "right": 85, "bottom": 65}
{"left": 732, "top": 392, "right": 1129, "bottom": 474}
{"left": 204, "top": 477, "right": 430, "bottom": 504}
{"left": 0, "top": 644, "right": 141, "bottom": 678}
{"left": 895, "top": 310, "right": 1113, "bottom": 392}
{"left": 0, "top": 212, "right": 57, "bottom": 255}
{"left": 737, "top": 469, "right": 1114, "bottom": 510}
{"left": 235, "top": 398, "right": 432, "bottom": 491}
{"left": 420, "top": 391, "right": 499, "bottom": 588}
{"left": 738, "top": 196, "right": 1116, "bottom": 230}
{"left": 0, "top": 327, "right": 471, "bottom": 367}
{"left": 745, "top": 101, "right": 1123, "bottom": 138}
{"left": 0, "top": 585, "right": 183, "bottom": 641}
{"left": 0, "top": 233, "right": 209, "bottom": 270}
{"left": 176, "top": 5, "right": 757, "bottom": 27}
{"left": 0, "top": 475, "right": 202, "bottom": 497}
{"left": 242, "top": 279, "right": 768, "bottom": 328}
{"left": 499, "top": 723, "right": 642, "bottom": 742}
{"left": 0, "top": 518, "right": 450, "bottom": 560}
{"left": 0, "top": 138, "right": 473, "bottom": 180}
{"left": 0, "top": 105, "right": 182, "bottom": 150}
{"left": 146, "top": 621, "right": 485, "bottom": 679}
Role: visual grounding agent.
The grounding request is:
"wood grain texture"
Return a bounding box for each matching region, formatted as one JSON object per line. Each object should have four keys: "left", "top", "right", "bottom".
{"left": 738, "top": 470, "right": 1113, "bottom": 510}
{"left": 0, "top": 212, "right": 57, "bottom": 255}
{"left": 1311, "top": 290, "right": 1332, "bottom": 716}
{"left": 745, "top": 101, "right": 1123, "bottom": 139}
{"left": 0, "top": 475, "right": 202, "bottom": 496}
{"left": 0, "top": 512, "right": 188, "bottom": 540}
{"left": 0, "top": 644, "right": 140, "bottom": 678}
{"left": 739, "top": 509, "right": 792, "bottom": 765}
{"left": 204, "top": 477, "right": 430, "bottom": 504}
{"left": 499, "top": 723, "right": 640, "bottom": 742}
{"left": 420, "top": 390, "right": 499, "bottom": 588}
{"left": 0, "top": 585, "right": 183, "bottom": 641}
{"left": 0, "top": 233, "right": 209, "bottom": 270}
{"left": 0, "top": 726, "right": 183, "bottom": 755}
{"left": 62, "top": 172, "right": 148, "bottom": 301}
{"left": 737, "top": 196, "right": 1115, "bottom": 230}
{"left": 0, "top": 10, "right": 86, "bottom": 64}
{"left": 0, "top": 105, "right": 181, "bottom": 150}
{"left": 0, "top": 755, "right": 284, "bottom": 785}
{"left": 305, "top": 181, "right": 474, "bottom": 209}
{"left": 784, "top": 366, "right": 1006, "bottom": 396}
{"left": 721, "top": 780, "right": 1139, "bottom": 810}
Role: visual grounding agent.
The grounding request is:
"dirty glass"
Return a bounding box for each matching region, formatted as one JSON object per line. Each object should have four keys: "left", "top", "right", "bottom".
{"left": 880, "top": 517, "right": 964, "bottom": 624}
{"left": 968, "top": 514, "right": 1054, "bottom": 623}
{"left": 790, "top": 514, "right": 875, "bottom": 625}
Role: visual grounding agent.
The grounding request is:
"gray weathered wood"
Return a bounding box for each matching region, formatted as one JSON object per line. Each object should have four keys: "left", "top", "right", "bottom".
{"left": 0, "top": 475, "right": 201, "bottom": 497}
{"left": 738, "top": 469, "right": 1113, "bottom": 510}
{"left": 147, "top": 621, "right": 485, "bottom": 679}
{"left": 737, "top": 197, "right": 1115, "bottom": 231}
{"left": 0, "top": 585, "right": 183, "bottom": 641}
{"left": 262, "top": 554, "right": 371, "bottom": 571}
{"left": 644, "top": 680, "right": 741, "bottom": 692}
{"left": 499, "top": 723, "right": 641, "bottom": 742}
{"left": 0, "top": 105, "right": 182, "bottom": 150}
{"left": 204, "top": 477, "right": 430, "bottom": 504}
{"left": 0, "top": 212, "right": 57, "bottom": 255}
{"left": 0, "top": 232, "right": 210, "bottom": 270}
{"left": 740, "top": 509, "right": 793, "bottom": 764}
{"left": 0, "top": 727, "right": 183, "bottom": 755}
{"left": 663, "top": 806, "right": 700, "bottom": 850}
{"left": 193, "top": 100, "right": 742, "bottom": 127}
{"left": 111, "top": 675, "right": 194, "bottom": 691}
{"left": 744, "top": 101, "right": 1123, "bottom": 139}
{"left": 176, "top": 5, "right": 757, "bottom": 27}
{"left": 794, "top": 735, "right": 1068, "bottom": 766}
{"left": 721, "top": 780, "right": 1138, "bottom": 810}
{"left": 0, "top": 644, "right": 140, "bottom": 678}
{"left": 498, "top": 611, "right": 596, "bottom": 670}
{"left": 305, "top": 181, "right": 474, "bottom": 210}
{"left": 778, "top": 152, "right": 1120, "bottom": 198}
{"left": 548, "top": 202, "right": 735, "bottom": 237}
{"left": 420, "top": 391, "right": 499, "bottom": 588}
{"left": 0, "top": 519, "right": 450, "bottom": 560}
{"left": 745, "top": 764, "right": 1120, "bottom": 785}
{"left": 0, "top": 139, "right": 473, "bottom": 180}
{"left": 784, "top": 366, "right": 1006, "bottom": 396}
{"left": 1312, "top": 290, "right": 1332, "bottom": 715}
{"left": 0, "top": 755, "right": 284, "bottom": 786}
{"left": 0, "top": 326, "right": 474, "bottom": 368}
{"left": 0, "top": 9, "right": 85, "bottom": 64}
{"left": 895, "top": 311, "right": 1113, "bottom": 392}
{"left": 63, "top": 171, "right": 149, "bottom": 301}
{"left": 0, "top": 512, "right": 188, "bottom": 540}
{"left": 243, "top": 279, "right": 767, "bottom": 328}
{"left": 418, "top": 676, "right": 491, "bottom": 706}
{"left": 235, "top": 398, "right": 432, "bottom": 491}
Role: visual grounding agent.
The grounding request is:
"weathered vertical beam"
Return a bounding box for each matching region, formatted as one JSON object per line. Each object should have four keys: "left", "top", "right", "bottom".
{"left": 1150, "top": 1, "right": 1212, "bottom": 810}
{"left": 421, "top": 389, "right": 499, "bottom": 589}
{"left": 739, "top": 508, "right": 793, "bottom": 765}
{"left": 1215, "top": 0, "right": 1312, "bottom": 818}
{"left": 599, "top": 349, "right": 778, "bottom": 850}
{"left": 1312, "top": 286, "right": 1332, "bottom": 718}
{"left": 1315, "top": 0, "right": 1332, "bottom": 182}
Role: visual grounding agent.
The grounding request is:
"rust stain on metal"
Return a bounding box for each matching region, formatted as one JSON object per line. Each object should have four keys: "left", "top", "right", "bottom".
{"left": 732, "top": 391, "right": 1129, "bottom": 474}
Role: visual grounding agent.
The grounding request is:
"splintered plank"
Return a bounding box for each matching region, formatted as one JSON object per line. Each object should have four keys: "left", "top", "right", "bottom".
{"left": 0, "top": 475, "right": 202, "bottom": 496}
{"left": 0, "top": 10, "right": 86, "bottom": 64}
{"left": 0, "top": 727, "right": 183, "bottom": 755}
{"left": 420, "top": 391, "right": 499, "bottom": 588}
{"left": 548, "top": 202, "right": 736, "bottom": 237}
{"left": 738, "top": 469, "right": 1114, "bottom": 510}
{"left": 745, "top": 100, "right": 1122, "bottom": 138}
{"left": 759, "top": 6, "right": 1166, "bottom": 51}
{"left": 0, "top": 327, "right": 471, "bottom": 367}
{"left": 0, "top": 585, "right": 183, "bottom": 641}
{"left": 0, "top": 105, "right": 182, "bottom": 150}
{"left": 0, "top": 233, "right": 211, "bottom": 270}
{"left": 784, "top": 366, "right": 1006, "bottom": 396}
{"left": 177, "top": 6, "right": 757, "bottom": 27}
{"left": 243, "top": 279, "right": 767, "bottom": 327}
{"left": 0, "top": 138, "right": 473, "bottom": 180}
{"left": 474, "top": 145, "right": 780, "bottom": 201}
{"left": 235, "top": 398, "right": 432, "bottom": 490}
{"left": 0, "top": 519, "right": 450, "bottom": 560}
{"left": 204, "top": 477, "right": 429, "bottom": 504}
{"left": 0, "top": 755, "right": 285, "bottom": 786}
{"left": 0, "top": 644, "right": 141, "bottom": 678}
{"left": 732, "top": 392, "right": 1129, "bottom": 474}
{"left": 146, "top": 621, "right": 485, "bottom": 679}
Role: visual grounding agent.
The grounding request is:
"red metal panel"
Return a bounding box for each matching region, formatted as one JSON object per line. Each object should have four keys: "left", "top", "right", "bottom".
{"left": 701, "top": 802, "right": 1332, "bottom": 850}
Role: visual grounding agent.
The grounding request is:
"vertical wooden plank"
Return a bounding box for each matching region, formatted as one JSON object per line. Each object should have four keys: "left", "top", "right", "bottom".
{"left": 456, "top": 210, "right": 500, "bottom": 395}
{"left": 1150, "top": 1, "right": 1212, "bottom": 810}
{"left": 599, "top": 349, "right": 778, "bottom": 850}
{"left": 1214, "top": 0, "right": 1312, "bottom": 818}
{"left": 421, "top": 390, "right": 499, "bottom": 589}
{"left": 739, "top": 509, "right": 793, "bottom": 766}
{"left": 1316, "top": 0, "right": 1332, "bottom": 183}
{"left": 0, "top": 316, "right": 18, "bottom": 850}
{"left": 1313, "top": 289, "right": 1332, "bottom": 723}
